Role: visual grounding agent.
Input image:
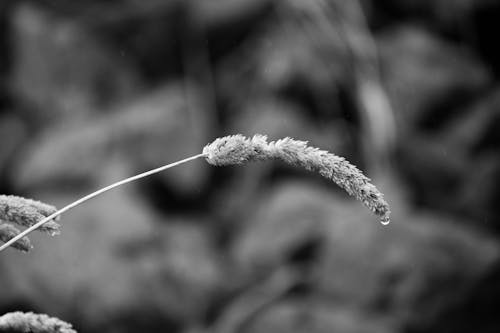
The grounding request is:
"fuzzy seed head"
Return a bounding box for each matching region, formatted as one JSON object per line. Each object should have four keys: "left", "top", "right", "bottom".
{"left": 0, "top": 195, "right": 61, "bottom": 235}
{"left": 204, "top": 134, "right": 391, "bottom": 224}
{"left": 0, "top": 223, "right": 32, "bottom": 252}
{"left": 0, "top": 312, "right": 76, "bottom": 333}
{"left": 203, "top": 134, "right": 268, "bottom": 165}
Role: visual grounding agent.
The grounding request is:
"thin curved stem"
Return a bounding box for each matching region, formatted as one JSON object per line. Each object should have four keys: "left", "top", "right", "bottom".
{"left": 0, "top": 153, "right": 207, "bottom": 253}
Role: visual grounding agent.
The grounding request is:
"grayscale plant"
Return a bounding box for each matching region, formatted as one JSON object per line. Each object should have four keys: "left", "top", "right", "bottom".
{"left": 0, "top": 134, "right": 390, "bottom": 254}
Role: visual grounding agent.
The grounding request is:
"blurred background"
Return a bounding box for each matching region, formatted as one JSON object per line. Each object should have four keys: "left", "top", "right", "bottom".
{"left": 1, "top": 0, "right": 500, "bottom": 332}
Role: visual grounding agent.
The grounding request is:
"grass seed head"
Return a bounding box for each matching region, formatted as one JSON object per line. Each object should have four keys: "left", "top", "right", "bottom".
{"left": 0, "top": 195, "right": 61, "bottom": 235}
{"left": 204, "top": 134, "right": 391, "bottom": 224}
{"left": 0, "top": 223, "right": 33, "bottom": 252}
{"left": 0, "top": 312, "right": 76, "bottom": 333}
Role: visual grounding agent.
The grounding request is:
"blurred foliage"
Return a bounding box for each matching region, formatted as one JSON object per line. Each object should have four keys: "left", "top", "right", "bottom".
{"left": 1, "top": 0, "right": 500, "bottom": 332}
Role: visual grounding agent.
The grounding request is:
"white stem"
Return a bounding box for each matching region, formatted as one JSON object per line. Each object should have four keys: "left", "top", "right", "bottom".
{"left": 0, "top": 153, "right": 207, "bottom": 253}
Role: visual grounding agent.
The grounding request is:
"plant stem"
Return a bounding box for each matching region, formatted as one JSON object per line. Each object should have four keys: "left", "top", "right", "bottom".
{"left": 0, "top": 153, "right": 207, "bottom": 253}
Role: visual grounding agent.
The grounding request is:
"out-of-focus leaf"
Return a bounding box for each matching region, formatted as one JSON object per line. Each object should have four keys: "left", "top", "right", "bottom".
{"left": 10, "top": 3, "right": 140, "bottom": 122}
{"left": 233, "top": 180, "right": 499, "bottom": 329}
{"left": 13, "top": 84, "right": 212, "bottom": 194}
{"left": 379, "top": 25, "right": 490, "bottom": 130}
{"left": 216, "top": 1, "right": 351, "bottom": 106}
{"left": 245, "top": 301, "right": 393, "bottom": 333}
{"left": 0, "top": 114, "right": 27, "bottom": 175}
{"left": 189, "top": 0, "right": 271, "bottom": 30}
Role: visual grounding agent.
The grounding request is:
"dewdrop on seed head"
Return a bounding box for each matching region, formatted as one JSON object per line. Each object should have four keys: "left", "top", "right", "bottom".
{"left": 203, "top": 134, "right": 391, "bottom": 225}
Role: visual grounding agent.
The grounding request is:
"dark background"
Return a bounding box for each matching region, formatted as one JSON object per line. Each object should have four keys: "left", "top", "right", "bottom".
{"left": 1, "top": 0, "right": 500, "bottom": 332}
